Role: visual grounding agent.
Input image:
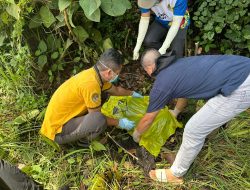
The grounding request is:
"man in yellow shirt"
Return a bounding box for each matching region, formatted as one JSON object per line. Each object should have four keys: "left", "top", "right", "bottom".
{"left": 40, "top": 49, "right": 142, "bottom": 147}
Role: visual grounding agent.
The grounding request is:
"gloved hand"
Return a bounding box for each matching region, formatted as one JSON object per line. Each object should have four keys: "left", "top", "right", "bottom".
{"left": 119, "top": 118, "right": 135, "bottom": 130}
{"left": 158, "top": 46, "right": 168, "bottom": 55}
{"left": 132, "top": 129, "right": 141, "bottom": 143}
{"left": 132, "top": 91, "right": 143, "bottom": 98}
{"left": 133, "top": 48, "right": 140, "bottom": 60}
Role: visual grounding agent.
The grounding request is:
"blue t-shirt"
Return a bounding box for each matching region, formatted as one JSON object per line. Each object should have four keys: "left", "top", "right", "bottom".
{"left": 140, "top": 0, "right": 190, "bottom": 29}
{"left": 147, "top": 55, "right": 250, "bottom": 113}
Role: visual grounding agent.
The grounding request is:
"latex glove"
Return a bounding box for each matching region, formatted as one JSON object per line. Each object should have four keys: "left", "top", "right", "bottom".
{"left": 169, "top": 108, "right": 181, "bottom": 118}
{"left": 132, "top": 129, "right": 141, "bottom": 143}
{"left": 158, "top": 46, "right": 168, "bottom": 55}
{"left": 119, "top": 118, "right": 135, "bottom": 130}
{"left": 133, "top": 16, "right": 150, "bottom": 60}
{"left": 158, "top": 15, "right": 184, "bottom": 55}
{"left": 132, "top": 91, "right": 143, "bottom": 98}
{"left": 133, "top": 48, "right": 140, "bottom": 60}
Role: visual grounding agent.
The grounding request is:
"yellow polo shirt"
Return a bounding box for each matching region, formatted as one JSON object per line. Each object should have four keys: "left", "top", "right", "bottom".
{"left": 40, "top": 66, "right": 112, "bottom": 140}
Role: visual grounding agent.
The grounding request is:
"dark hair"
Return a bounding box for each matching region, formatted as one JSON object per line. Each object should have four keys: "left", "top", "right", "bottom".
{"left": 140, "top": 48, "right": 160, "bottom": 66}
{"left": 97, "top": 48, "right": 124, "bottom": 71}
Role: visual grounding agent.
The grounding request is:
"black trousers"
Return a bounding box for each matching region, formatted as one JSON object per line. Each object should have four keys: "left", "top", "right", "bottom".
{"left": 0, "top": 159, "right": 43, "bottom": 190}
{"left": 143, "top": 20, "right": 187, "bottom": 58}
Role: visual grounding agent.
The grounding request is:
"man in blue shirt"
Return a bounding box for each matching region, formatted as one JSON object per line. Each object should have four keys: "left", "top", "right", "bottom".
{"left": 132, "top": 49, "right": 250, "bottom": 183}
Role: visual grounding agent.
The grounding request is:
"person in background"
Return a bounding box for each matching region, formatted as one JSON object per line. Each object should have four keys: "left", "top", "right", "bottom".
{"left": 133, "top": 0, "right": 190, "bottom": 60}
{"left": 0, "top": 159, "right": 43, "bottom": 190}
{"left": 133, "top": 49, "right": 250, "bottom": 183}
{"left": 40, "top": 49, "right": 142, "bottom": 147}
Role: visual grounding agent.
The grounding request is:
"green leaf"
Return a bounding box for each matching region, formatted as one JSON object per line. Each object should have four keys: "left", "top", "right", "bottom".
{"left": 79, "top": 0, "right": 101, "bottom": 22}
{"left": 38, "top": 55, "right": 47, "bottom": 70}
{"left": 90, "top": 28, "right": 102, "bottom": 44}
{"left": 73, "top": 26, "right": 89, "bottom": 43}
{"left": 6, "top": 4, "right": 20, "bottom": 20}
{"left": 73, "top": 57, "right": 81, "bottom": 62}
{"left": 29, "top": 14, "right": 42, "bottom": 29}
{"left": 101, "top": 0, "right": 131, "bottom": 16}
{"left": 64, "top": 38, "right": 73, "bottom": 50}
{"left": 67, "top": 158, "right": 75, "bottom": 164}
{"left": 91, "top": 141, "right": 106, "bottom": 151}
{"left": 243, "top": 25, "right": 250, "bottom": 40}
{"left": 205, "top": 44, "right": 210, "bottom": 52}
{"left": 58, "top": 0, "right": 71, "bottom": 12}
{"left": 0, "top": 35, "right": 6, "bottom": 47}
{"left": 66, "top": 3, "right": 79, "bottom": 28}
{"left": 13, "top": 109, "right": 40, "bottom": 125}
{"left": 51, "top": 52, "right": 59, "bottom": 59}
{"left": 103, "top": 38, "right": 113, "bottom": 50}
{"left": 38, "top": 40, "right": 47, "bottom": 53}
{"left": 39, "top": 6, "right": 56, "bottom": 28}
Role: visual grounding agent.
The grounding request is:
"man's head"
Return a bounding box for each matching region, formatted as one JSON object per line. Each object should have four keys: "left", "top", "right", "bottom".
{"left": 141, "top": 48, "right": 161, "bottom": 76}
{"left": 96, "top": 48, "right": 124, "bottom": 82}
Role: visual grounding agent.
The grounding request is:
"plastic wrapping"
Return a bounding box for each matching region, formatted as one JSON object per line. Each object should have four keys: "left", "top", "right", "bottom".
{"left": 101, "top": 96, "right": 182, "bottom": 157}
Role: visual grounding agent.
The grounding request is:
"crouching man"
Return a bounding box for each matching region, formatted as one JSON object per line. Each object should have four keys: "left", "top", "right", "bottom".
{"left": 40, "top": 49, "right": 142, "bottom": 147}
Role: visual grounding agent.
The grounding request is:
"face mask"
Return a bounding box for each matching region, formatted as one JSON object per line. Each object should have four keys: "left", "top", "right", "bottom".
{"left": 110, "top": 73, "right": 119, "bottom": 83}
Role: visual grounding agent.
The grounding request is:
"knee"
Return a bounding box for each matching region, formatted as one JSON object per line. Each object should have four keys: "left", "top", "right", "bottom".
{"left": 88, "top": 112, "right": 107, "bottom": 130}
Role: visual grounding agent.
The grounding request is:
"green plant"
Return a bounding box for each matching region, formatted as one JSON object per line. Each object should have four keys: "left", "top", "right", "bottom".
{"left": 192, "top": 0, "right": 250, "bottom": 55}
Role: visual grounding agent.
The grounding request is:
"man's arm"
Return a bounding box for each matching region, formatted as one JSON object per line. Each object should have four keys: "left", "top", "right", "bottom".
{"left": 106, "top": 85, "right": 133, "bottom": 96}
{"left": 132, "top": 110, "right": 159, "bottom": 142}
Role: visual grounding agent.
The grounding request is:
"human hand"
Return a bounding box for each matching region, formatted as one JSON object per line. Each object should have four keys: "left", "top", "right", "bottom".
{"left": 119, "top": 118, "right": 135, "bottom": 130}
{"left": 133, "top": 49, "right": 140, "bottom": 60}
{"left": 132, "top": 129, "right": 141, "bottom": 143}
{"left": 132, "top": 91, "right": 143, "bottom": 98}
{"left": 158, "top": 46, "right": 168, "bottom": 55}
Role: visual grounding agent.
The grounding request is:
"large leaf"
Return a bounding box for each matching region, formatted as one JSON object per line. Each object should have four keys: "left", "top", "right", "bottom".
{"left": 6, "top": 4, "right": 20, "bottom": 20}
{"left": 79, "top": 0, "right": 101, "bottom": 22}
{"left": 73, "top": 26, "right": 89, "bottom": 43}
{"left": 29, "top": 14, "right": 43, "bottom": 29}
{"left": 39, "top": 6, "right": 56, "bottom": 28}
{"left": 66, "top": 3, "right": 79, "bottom": 28}
{"left": 58, "top": 0, "right": 71, "bottom": 12}
{"left": 101, "top": 0, "right": 131, "bottom": 16}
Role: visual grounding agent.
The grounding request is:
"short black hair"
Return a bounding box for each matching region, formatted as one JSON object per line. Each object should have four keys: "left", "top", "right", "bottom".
{"left": 97, "top": 48, "right": 124, "bottom": 71}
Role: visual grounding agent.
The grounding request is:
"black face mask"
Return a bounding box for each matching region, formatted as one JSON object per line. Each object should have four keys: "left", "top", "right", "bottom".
{"left": 151, "top": 50, "right": 177, "bottom": 77}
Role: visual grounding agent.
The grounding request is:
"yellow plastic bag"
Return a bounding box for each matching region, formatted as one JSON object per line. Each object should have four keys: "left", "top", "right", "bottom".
{"left": 101, "top": 96, "right": 182, "bottom": 157}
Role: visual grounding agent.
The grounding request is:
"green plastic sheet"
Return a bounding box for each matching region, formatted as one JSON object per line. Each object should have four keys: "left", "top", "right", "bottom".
{"left": 101, "top": 96, "right": 183, "bottom": 157}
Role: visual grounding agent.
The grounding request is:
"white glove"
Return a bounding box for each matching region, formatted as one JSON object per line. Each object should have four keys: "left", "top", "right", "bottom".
{"left": 158, "top": 15, "right": 183, "bottom": 55}
{"left": 133, "top": 16, "right": 150, "bottom": 60}
{"left": 169, "top": 107, "right": 181, "bottom": 118}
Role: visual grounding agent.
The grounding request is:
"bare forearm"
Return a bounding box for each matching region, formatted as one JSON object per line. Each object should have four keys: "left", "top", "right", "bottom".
{"left": 175, "top": 98, "right": 188, "bottom": 112}
{"left": 106, "top": 117, "right": 118, "bottom": 126}
{"left": 136, "top": 117, "right": 153, "bottom": 134}
{"left": 111, "top": 86, "right": 132, "bottom": 96}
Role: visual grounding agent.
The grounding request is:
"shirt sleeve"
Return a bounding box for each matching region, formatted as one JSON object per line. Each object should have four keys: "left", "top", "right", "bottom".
{"left": 140, "top": 8, "right": 150, "bottom": 13}
{"left": 102, "top": 82, "right": 112, "bottom": 91}
{"left": 80, "top": 83, "right": 101, "bottom": 109}
{"left": 173, "top": 0, "right": 187, "bottom": 16}
{"left": 147, "top": 87, "right": 172, "bottom": 113}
